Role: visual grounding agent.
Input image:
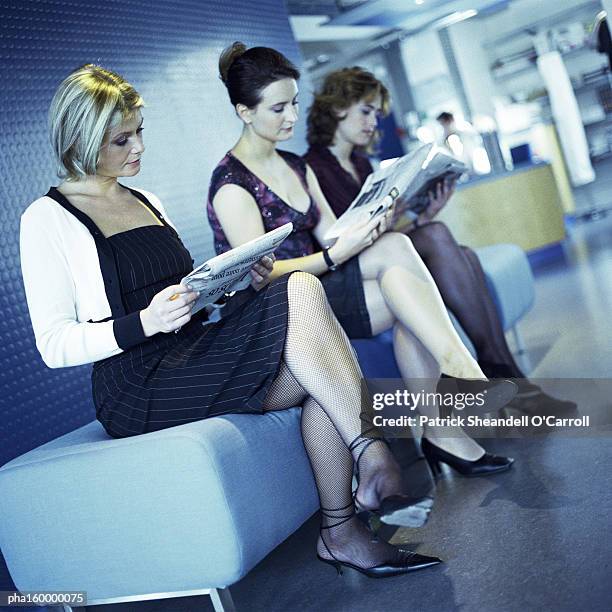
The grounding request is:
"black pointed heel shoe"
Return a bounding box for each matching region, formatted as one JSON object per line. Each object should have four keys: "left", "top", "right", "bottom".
{"left": 317, "top": 549, "right": 442, "bottom": 578}
{"left": 421, "top": 437, "right": 514, "bottom": 478}
{"left": 350, "top": 432, "right": 434, "bottom": 528}
{"left": 318, "top": 505, "right": 442, "bottom": 578}
{"left": 506, "top": 388, "right": 578, "bottom": 416}
{"left": 477, "top": 363, "right": 578, "bottom": 416}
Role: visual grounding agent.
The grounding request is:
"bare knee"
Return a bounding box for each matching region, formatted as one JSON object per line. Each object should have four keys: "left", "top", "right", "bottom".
{"left": 363, "top": 232, "right": 420, "bottom": 277}
{"left": 378, "top": 230, "right": 413, "bottom": 250}
{"left": 370, "top": 231, "right": 415, "bottom": 261}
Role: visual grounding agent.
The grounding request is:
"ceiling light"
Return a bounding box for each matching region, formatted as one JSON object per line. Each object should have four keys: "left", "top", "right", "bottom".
{"left": 433, "top": 9, "right": 478, "bottom": 29}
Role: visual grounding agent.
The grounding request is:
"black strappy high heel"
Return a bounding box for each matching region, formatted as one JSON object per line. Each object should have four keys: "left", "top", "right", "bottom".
{"left": 349, "top": 432, "right": 434, "bottom": 528}
{"left": 317, "top": 503, "right": 441, "bottom": 578}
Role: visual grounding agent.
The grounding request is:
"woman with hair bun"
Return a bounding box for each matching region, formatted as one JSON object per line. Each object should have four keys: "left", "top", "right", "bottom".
{"left": 208, "top": 43, "right": 518, "bottom": 489}
{"left": 304, "top": 66, "right": 577, "bottom": 416}
{"left": 21, "top": 63, "right": 443, "bottom": 579}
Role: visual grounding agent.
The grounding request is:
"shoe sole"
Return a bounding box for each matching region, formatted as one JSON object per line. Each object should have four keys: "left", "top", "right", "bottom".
{"left": 379, "top": 497, "right": 434, "bottom": 528}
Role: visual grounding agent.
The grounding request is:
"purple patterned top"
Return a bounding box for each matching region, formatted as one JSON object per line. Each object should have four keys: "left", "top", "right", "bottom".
{"left": 207, "top": 150, "right": 322, "bottom": 259}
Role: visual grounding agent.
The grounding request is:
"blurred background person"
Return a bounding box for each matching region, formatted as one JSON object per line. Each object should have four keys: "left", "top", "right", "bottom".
{"left": 436, "top": 111, "right": 491, "bottom": 175}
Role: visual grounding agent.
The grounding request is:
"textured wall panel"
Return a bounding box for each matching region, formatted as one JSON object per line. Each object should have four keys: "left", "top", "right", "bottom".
{"left": 0, "top": 0, "right": 310, "bottom": 591}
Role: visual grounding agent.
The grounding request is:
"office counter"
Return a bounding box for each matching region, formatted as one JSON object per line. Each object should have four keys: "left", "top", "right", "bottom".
{"left": 436, "top": 162, "right": 568, "bottom": 252}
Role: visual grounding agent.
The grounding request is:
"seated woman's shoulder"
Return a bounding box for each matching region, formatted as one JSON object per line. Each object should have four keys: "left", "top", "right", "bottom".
{"left": 278, "top": 149, "right": 302, "bottom": 162}
{"left": 209, "top": 152, "right": 242, "bottom": 184}
{"left": 278, "top": 149, "right": 307, "bottom": 172}
{"left": 22, "top": 193, "right": 62, "bottom": 221}
{"left": 129, "top": 186, "right": 159, "bottom": 203}
{"left": 302, "top": 145, "right": 332, "bottom": 169}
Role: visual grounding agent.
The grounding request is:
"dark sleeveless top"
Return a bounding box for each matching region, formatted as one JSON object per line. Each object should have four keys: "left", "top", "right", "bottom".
{"left": 206, "top": 149, "right": 374, "bottom": 340}
{"left": 109, "top": 225, "right": 193, "bottom": 318}
{"left": 303, "top": 145, "right": 373, "bottom": 218}
{"left": 207, "top": 150, "right": 321, "bottom": 258}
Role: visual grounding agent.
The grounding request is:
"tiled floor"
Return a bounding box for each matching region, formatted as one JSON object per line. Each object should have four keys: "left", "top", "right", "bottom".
{"left": 83, "top": 214, "right": 612, "bottom": 612}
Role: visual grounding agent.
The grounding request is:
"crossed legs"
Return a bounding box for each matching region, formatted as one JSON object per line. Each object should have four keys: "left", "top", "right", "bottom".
{"left": 261, "top": 272, "right": 413, "bottom": 568}
{"left": 359, "top": 232, "right": 491, "bottom": 460}
{"left": 359, "top": 232, "right": 485, "bottom": 380}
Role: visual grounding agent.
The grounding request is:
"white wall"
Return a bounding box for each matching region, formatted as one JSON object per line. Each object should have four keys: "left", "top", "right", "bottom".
{"left": 400, "top": 29, "right": 457, "bottom": 115}
{"left": 447, "top": 18, "right": 498, "bottom": 118}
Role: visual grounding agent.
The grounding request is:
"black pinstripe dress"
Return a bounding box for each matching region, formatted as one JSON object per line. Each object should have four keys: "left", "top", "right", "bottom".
{"left": 91, "top": 223, "right": 291, "bottom": 439}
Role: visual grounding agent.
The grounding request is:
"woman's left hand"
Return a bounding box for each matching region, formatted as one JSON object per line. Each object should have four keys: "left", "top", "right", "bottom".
{"left": 368, "top": 201, "right": 396, "bottom": 243}
{"left": 417, "top": 178, "right": 456, "bottom": 225}
{"left": 250, "top": 254, "right": 275, "bottom": 290}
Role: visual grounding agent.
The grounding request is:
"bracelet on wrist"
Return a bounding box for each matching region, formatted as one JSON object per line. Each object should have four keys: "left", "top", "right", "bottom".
{"left": 323, "top": 247, "right": 338, "bottom": 271}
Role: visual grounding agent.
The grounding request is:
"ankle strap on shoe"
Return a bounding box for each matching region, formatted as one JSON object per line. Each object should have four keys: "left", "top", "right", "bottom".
{"left": 320, "top": 501, "right": 355, "bottom": 530}
{"left": 348, "top": 429, "right": 387, "bottom": 467}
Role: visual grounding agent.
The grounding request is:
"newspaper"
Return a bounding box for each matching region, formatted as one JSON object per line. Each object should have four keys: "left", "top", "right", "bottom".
{"left": 182, "top": 222, "right": 293, "bottom": 314}
{"left": 324, "top": 144, "right": 467, "bottom": 242}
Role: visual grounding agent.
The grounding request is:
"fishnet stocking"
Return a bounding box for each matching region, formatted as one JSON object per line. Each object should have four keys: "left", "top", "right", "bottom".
{"left": 300, "top": 398, "right": 413, "bottom": 568}
{"left": 261, "top": 272, "right": 410, "bottom": 568}
{"left": 262, "top": 360, "right": 307, "bottom": 411}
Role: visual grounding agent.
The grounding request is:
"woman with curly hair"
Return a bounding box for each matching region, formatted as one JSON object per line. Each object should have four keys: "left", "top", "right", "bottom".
{"left": 304, "top": 66, "right": 576, "bottom": 416}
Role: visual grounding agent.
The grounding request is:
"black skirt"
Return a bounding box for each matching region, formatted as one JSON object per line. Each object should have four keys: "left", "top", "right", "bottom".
{"left": 94, "top": 279, "right": 290, "bottom": 438}
{"left": 320, "top": 256, "right": 373, "bottom": 339}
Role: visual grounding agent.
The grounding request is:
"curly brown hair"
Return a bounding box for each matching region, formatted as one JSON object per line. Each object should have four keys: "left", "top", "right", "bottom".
{"left": 307, "top": 67, "right": 390, "bottom": 148}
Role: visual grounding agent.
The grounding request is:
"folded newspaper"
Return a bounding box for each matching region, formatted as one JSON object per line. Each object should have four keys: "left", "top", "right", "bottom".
{"left": 324, "top": 144, "right": 467, "bottom": 242}
{"left": 182, "top": 222, "right": 293, "bottom": 315}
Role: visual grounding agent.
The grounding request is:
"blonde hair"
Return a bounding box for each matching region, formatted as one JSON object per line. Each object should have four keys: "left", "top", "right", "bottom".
{"left": 49, "top": 64, "right": 144, "bottom": 180}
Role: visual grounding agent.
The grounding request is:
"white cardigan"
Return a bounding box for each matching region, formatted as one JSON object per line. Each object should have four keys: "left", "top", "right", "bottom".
{"left": 20, "top": 187, "right": 175, "bottom": 369}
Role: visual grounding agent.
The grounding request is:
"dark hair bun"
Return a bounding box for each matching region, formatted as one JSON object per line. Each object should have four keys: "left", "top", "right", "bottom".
{"left": 218, "top": 43, "right": 300, "bottom": 108}
{"left": 219, "top": 41, "right": 247, "bottom": 84}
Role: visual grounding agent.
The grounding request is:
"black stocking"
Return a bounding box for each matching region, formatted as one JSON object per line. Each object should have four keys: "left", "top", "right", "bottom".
{"left": 460, "top": 246, "right": 524, "bottom": 377}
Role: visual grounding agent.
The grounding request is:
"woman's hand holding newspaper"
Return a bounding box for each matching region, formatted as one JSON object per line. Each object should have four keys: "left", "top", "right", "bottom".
{"left": 140, "top": 284, "right": 200, "bottom": 336}
{"left": 328, "top": 207, "right": 390, "bottom": 265}
{"left": 250, "top": 254, "right": 276, "bottom": 290}
{"left": 417, "top": 178, "right": 456, "bottom": 225}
